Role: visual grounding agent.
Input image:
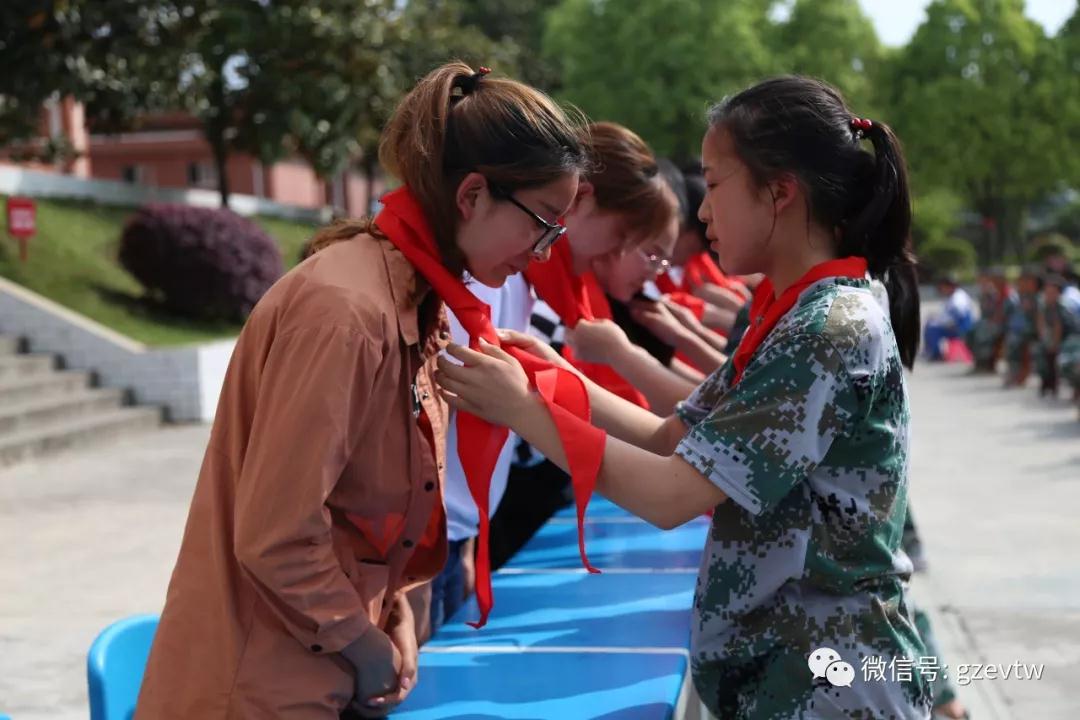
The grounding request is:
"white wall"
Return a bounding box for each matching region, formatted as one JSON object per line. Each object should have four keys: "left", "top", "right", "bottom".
{"left": 0, "top": 165, "right": 330, "bottom": 223}
{"left": 0, "top": 276, "right": 234, "bottom": 422}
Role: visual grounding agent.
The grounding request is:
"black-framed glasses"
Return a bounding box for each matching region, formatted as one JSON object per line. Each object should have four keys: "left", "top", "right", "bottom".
{"left": 493, "top": 188, "right": 567, "bottom": 258}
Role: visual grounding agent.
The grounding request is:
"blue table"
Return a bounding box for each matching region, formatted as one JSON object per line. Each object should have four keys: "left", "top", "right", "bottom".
{"left": 552, "top": 496, "right": 637, "bottom": 520}
{"left": 503, "top": 518, "right": 708, "bottom": 571}
{"left": 394, "top": 650, "right": 689, "bottom": 719}
{"left": 428, "top": 571, "right": 695, "bottom": 650}
{"left": 397, "top": 494, "right": 707, "bottom": 717}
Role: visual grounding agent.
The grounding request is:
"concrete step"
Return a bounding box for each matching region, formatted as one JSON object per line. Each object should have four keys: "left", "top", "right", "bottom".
{"left": 0, "top": 336, "right": 20, "bottom": 355}
{"left": 0, "top": 406, "right": 164, "bottom": 467}
{"left": 0, "top": 371, "right": 93, "bottom": 406}
{"left": 0, "top": 388, "right": 127, "bottom": 435}
{"left": 0, "top": 353, "right": 56, "bottom": 381}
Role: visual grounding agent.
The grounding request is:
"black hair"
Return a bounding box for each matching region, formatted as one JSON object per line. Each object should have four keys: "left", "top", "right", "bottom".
{"left": 656, "top": 158, "right": 688, "bottom": 225}
{"left": 679, "top": 164, "right": 709, "bottom": 249}
{"left": 1019, "top": 265, "right": 1044, "bottom": 291}
{"left": 707, "top": 76, "right": 920, "bottom": 368}
{"left": 1043, "top": 273, "right": 1067, "bottom": 290}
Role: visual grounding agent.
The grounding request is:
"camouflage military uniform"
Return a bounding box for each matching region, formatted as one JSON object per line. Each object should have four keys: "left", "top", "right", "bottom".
{"left": 675, "top": 277, "right": 932, "bottom": 719}
{"left": 968, "top": 287, "right": 1007, "bottom": 371}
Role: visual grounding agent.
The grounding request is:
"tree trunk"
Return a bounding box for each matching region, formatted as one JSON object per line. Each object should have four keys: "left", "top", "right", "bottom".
{"left": 362, "top": 148, "right": 378, "bottom": 216}
{"left": 207, "top": 70, "right": 231, "bottom": 209}
{"left": 210, "top": 134, "right": 231, "bottom": 209}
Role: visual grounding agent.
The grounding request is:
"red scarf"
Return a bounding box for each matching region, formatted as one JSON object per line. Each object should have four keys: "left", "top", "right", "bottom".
{"left": 654, "top": 273, "right": 707, "bottom": 321}
{"left": 684, "top": 252, "right": 747, "bottom": 296}
{"left": 657, "top": 252, "right": 740, "bottom": 339}
{"left": 525, "top": 242, "right": 651, "bottom": 409}
{"left": 654, "top": 261, "right": 711, "bottom": 371}
{"left": 374, "top": 188, "right": 606, "bottom": 628}
{"left": 732, "top": 258, "right": 868, "bottom": 386}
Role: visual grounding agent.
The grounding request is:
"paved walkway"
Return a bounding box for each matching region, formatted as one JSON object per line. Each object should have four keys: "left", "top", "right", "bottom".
{"left": 906, "top": 364, "right": 1080, "bottom": 719}
{"left": 0, "top": 423, "right": 210, "bottom": 720}
{"left": 1, "top": 364, "right": 1078, "bottom": 718}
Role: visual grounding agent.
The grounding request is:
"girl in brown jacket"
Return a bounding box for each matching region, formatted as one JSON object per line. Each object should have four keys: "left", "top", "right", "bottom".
{"left": 135, "top": 62, "right": 588, "bottom": 719}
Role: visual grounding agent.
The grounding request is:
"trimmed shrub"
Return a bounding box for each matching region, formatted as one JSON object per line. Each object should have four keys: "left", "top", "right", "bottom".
{"left": 1027, "top": 233, "right": 1076, "bottom": 264}
{"left": 119, "top": 204, "right": 284, "bottom": 322}
{"left": 918, "top": 236, "right": 977, "bottom": 280}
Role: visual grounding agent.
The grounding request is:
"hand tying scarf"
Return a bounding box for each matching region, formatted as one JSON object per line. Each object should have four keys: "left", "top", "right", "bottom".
{"left": 373, "top": 187, "right": 606, "bottom": 628}
{"left": 656, "top": 252, "right": 745, "bottom": 327}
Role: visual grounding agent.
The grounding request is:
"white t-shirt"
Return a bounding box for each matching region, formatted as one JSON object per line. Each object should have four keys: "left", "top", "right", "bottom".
{"left": 1062, "top": 285, "right": 1080, "bottom": 316}
{"left": 443, "top": 274, "right": 534, "bottom": 542}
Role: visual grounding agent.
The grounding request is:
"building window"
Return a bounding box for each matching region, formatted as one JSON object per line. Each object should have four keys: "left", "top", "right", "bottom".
{"left": 187, "top": 161, "right": 217, "bottom": 189}
{"left": 121, "top": 165, "right": 144, "bottom": 184}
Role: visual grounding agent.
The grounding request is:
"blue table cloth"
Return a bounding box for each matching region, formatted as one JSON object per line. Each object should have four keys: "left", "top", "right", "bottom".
{"left": 503, "top": 518, "right": 708, "bottom": 571}
{"left": 394, "top": 650, "right": 689, "bottom": 719}
{"left": 428, "top": 571, "right": 695, "bottom": 650}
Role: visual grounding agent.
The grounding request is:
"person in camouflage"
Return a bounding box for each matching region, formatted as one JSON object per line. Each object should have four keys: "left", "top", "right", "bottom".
{"left": 1004, "top": 269, "right": 1041, "bottom": 387}
{"left": 437, "top": 77, "right": 932, "bottom": 719}
{"left": 675, "top": 275, "right": 930, "bottom": 718}
{"left": 967, "top": 268, "right": 1012, "bottom": 373}
{"left": 1035, "top": 274, "right": 1080, "bottom": 397}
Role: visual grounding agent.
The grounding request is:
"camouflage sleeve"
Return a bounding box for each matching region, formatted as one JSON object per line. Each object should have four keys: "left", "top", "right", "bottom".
{"left": 674, "top": 333, "right": 855, "bottom": 516}
{"left": 675, "top": 358, "right": 732, "bottom": 427}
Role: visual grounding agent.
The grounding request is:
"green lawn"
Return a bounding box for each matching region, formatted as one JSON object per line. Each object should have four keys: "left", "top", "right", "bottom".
{"left": 0, "top": 196, "right": 319, "bottom": 346}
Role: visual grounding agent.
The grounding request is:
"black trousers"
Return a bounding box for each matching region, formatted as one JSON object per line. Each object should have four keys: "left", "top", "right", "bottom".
{"left": 489, "top": 460, "right": 572, "bottom": 570}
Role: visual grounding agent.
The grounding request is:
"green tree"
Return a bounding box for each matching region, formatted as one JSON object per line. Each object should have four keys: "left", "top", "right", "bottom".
{"left": 0, "top": 2, "right": 79, "bottom": 147}
{"left": 885, "top": 0, "right": 1065, "bottom": 264}
{"left": 544, "top": 0, "right": 776, "bottom": 159}
{"left": 0, "top": 1, "right": 178, "bottom": 155}
{"left": 458, "top": 0, "right": 560, "bottom": 90}
{"left": 346, "top": 0, "right": 523, "bottom": 210}
{"left": 3, "top": 1, "right": 400, "bottom": 207}
{"left": 770, "top": 0, "right": 883, "bottom": 113}
{"left": 1055, "top": 4, "right": 1080, "bottom": 189}
{"left": 912, "top": 186, "right": 964, "bottom": 247}
{"left": 229, "top": 1, "right": 398, "bottom": 190}
{"left": 157, "top": 0, "right": 399, "bottom": 206}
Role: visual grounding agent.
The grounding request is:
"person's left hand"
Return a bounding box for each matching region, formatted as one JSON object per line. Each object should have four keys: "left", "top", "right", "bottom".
{"left": 564, "top": 319, "right": 631, "bottom": 364}
{"left": 629, "top": 300, "right": 690, "bottom": 347}
{"left": 435, "top": 340, "right": 533, "bottom": 427}
{"left": 353, "top": 594, "right": 419, "bottom": 717}
{"left": 659, "top": 297, "right": 703, "bottom": 332}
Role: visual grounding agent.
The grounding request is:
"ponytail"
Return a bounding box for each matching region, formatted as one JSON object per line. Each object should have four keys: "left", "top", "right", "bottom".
{"left": 844, "top": 120, "right": 920, "bottom": 369}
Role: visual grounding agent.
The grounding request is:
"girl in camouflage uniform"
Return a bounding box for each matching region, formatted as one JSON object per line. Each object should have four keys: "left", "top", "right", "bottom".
{"left": 1003, "top": 269, "right": 1041, "bottom": 387}
{"left": 439, "top": 77, "right": 932, "bottom": 719}
{"left": 1035, "top": 274, "right": 1080, "bottom": 397}
{"left": 967, "top": 269, "right": 1012, "bottom": 372}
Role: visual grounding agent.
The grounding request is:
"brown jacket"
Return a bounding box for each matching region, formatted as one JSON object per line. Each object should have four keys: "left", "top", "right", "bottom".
{"left": 135, "top": 235, "right": 449, "bottom": 719}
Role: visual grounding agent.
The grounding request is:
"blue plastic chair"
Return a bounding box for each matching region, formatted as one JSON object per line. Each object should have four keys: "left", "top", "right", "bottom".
{"left": 87, "top": 615, "right": 159, "bottom": 720}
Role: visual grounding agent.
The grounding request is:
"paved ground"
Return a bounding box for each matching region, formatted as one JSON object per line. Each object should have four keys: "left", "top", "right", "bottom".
{"left": 0, "top": 423, "right": 211, "bottom": 720}
{"left": 906, "top": 364, "right": 1080, "bottom": 719}
{"left": 1, "top": 363, "right": 1078, "bottom": 719}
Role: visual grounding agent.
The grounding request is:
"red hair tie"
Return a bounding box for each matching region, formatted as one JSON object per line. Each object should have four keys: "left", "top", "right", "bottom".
{"left": 850, "top": 117, "right": 872, "bottom": 132}
{"left": 477, "top": 66, "right": 492, "bottom": 76}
